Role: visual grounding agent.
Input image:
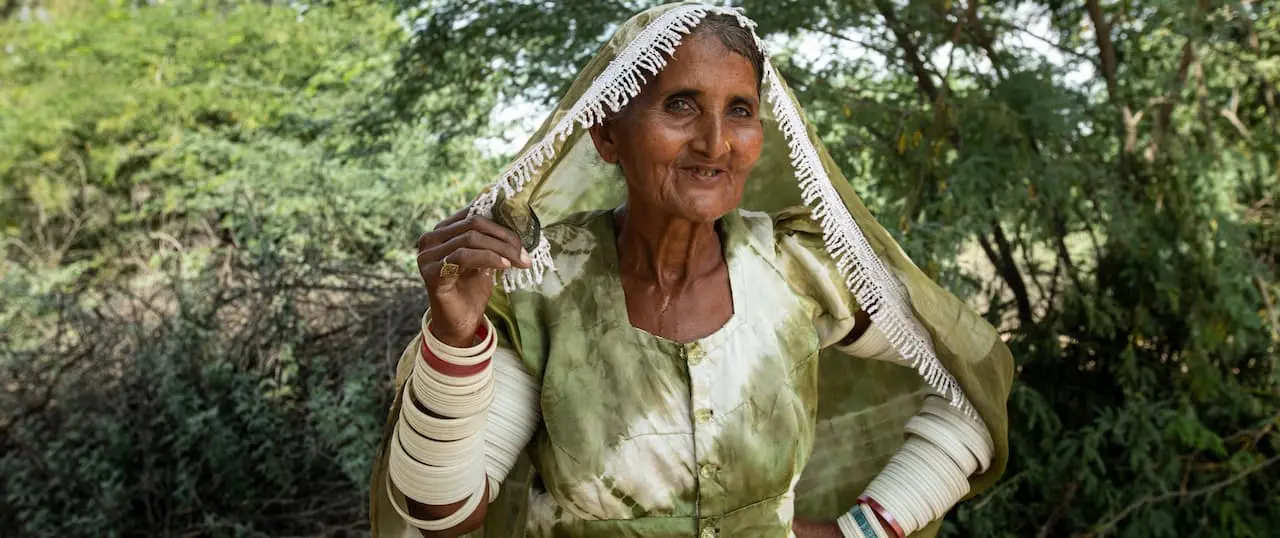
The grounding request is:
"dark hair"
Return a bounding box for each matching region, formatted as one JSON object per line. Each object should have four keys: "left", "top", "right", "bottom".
{"left": 693, "top": 13, "right": 764, "bottom": 89}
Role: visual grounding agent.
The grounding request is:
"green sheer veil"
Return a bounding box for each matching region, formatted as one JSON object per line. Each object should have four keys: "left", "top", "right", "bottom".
{"left": 372, "top": 3, "right": 1012, "bottom": 537}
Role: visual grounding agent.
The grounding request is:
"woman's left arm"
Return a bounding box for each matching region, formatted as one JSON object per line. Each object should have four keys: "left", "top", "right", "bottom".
{"left": 774, "top": 211, "right": 1009, "bottom": 538}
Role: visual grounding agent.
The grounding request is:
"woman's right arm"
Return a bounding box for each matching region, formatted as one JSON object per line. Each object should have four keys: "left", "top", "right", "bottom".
{"left": 381, "top": 208, "right": 539, "bottom": 537}
{"left": 394, "top": 334, "right": 541, "bottom": 537}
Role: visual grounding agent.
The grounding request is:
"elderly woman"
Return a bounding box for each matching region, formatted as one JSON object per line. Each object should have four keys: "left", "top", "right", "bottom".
{"left": 371, "top": 4, "right": 1012, "bottom": 538}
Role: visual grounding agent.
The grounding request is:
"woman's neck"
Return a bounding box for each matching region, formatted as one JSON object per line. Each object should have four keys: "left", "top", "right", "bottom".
{"left": 613, "top": 202, "right": 724, "bottom": 291}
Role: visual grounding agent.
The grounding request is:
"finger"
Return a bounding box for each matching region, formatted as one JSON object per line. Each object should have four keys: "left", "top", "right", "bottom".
{"left": 433, "top": 205, "right": 473, "bottom": 231}
{"left": 419, "top": 206, "right": 477, "bottom": 251}
{"left": 436, "top": 229, "right": 528, "bottom": 269}
{"left": 461, "top": 216, "right": 528, "bottom": 259}
{"left": 436, "top": 248, "right": 513, "bottom": 274}
{"left": 422, "top": 252, "right": 506, "bottom": 291}
{"left": 427, "top": 217, "right": 528, "bottom": 264}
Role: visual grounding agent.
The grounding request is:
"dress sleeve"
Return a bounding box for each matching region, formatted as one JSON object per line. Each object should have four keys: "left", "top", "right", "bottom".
{"left": 369, "top": 287, "right": 543, "bottom": 538}
{"left": 773, "top": 208, "right": 913, "bottom": 368}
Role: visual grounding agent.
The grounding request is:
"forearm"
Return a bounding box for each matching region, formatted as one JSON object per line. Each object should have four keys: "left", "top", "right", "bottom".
{"left": 408, "top": 482, "right": 489, "bottom": 538}
{"left": 385, "top": 313, "right": 540, "bottom": 536}
{"left": 832, "top": 324, "right": 995, "bottom": 538}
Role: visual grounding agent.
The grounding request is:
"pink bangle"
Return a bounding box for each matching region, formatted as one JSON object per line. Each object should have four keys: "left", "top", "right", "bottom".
{"left": 859, "top": 495, "right": 905, "bottom": 538}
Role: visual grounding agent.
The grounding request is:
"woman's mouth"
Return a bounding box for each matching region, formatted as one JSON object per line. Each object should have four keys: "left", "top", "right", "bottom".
{"left": 684, "top": 167, "right": 725, "bottom": 181}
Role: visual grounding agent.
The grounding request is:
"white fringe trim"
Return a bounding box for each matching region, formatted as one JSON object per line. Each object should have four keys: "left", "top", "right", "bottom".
{"left": 466, "top": 4, "right": 977, "bottom": 419}
{"left": 499, "top": 234, "right": 554, "bottom": 291}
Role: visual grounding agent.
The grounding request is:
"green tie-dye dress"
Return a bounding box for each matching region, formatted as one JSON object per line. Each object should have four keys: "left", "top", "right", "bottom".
{"left": 371, "top": 205, "right": 1006, "bottom": 538}
{"left": 488, "top": 207, "right": 908, "bottom": 538}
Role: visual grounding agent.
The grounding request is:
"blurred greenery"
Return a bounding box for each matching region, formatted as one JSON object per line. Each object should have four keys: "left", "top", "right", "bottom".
{"left": 1, "top": 0, "right": 1277, "bottom": 537}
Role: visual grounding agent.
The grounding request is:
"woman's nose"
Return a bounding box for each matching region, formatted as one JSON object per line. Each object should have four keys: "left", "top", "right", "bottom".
{"left": 692, "top": 116, "right": 728, "bottom": 158}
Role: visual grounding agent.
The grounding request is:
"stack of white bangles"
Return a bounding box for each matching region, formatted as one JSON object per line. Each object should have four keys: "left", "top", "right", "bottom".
{"left": 386, "top": 312, "right": 540, "bottom": 532}
{"left": 834, "top": 325, "right": 996, "bottom": 538}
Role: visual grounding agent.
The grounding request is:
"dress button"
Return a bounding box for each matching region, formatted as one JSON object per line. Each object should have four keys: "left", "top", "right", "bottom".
{"left": 694, "top": 408, "right": 714, "bottom": 424}
{"left": 699, "top": 463, "right": 718, "bottom": 480}
{"left": 686, "top": 343, "right": 706, "bottom": 365}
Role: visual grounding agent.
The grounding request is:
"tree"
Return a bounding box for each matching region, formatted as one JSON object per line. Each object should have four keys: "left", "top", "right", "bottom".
{"left": 381, "top": 1, "right": 1279, "bottom": 536}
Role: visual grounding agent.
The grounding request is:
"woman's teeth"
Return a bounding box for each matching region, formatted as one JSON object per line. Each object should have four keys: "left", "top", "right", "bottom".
{"left": 694, "top": 168, "right": 718, "bottom": 177}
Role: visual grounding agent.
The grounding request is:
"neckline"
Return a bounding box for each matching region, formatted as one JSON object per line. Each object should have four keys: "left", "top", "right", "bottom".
{"left": 596, "top": 210, "right": 744, "bottom": 347}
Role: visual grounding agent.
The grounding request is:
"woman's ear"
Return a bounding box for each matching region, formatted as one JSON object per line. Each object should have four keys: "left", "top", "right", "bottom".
{"left": 588, "top": 122, "right": 619, "bottom": 164}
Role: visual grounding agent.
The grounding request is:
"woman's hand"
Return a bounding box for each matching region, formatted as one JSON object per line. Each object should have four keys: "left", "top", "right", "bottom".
{"left": 792, "top": 518, "right": 843, "bottom": 538}
{"left": 416, "top": 207, "right": 531, "bottom": 347}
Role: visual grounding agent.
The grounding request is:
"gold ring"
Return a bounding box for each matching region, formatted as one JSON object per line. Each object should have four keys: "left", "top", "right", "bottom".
{"left": 439, "top": 256, "right": 461, "bottom": 279}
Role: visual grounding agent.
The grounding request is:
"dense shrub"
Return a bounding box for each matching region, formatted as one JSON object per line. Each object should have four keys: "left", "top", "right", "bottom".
{"left": 3, "top": 1, "right": 1278, "bottom": 537}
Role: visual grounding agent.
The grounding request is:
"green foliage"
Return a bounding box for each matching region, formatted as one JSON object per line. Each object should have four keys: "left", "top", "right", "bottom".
{"left": 2, "top": 264, "right": 394, "bottom": 536}
{"left": 379, "top": 1, "right": 1280, "bottom": 537}
{"left": 1, "top": 1, "right": 499, "bottom": 536}
{"left": 2, "top": 0, "right": 1278, "bottom": 537}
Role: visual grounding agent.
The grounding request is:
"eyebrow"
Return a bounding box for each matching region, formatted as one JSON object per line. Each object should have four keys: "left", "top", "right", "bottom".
{"left": 664, "top": 88, "right": 760, "bottom": 106}
{"left": 665, "top": 88, "right": 702, "bottom": 100}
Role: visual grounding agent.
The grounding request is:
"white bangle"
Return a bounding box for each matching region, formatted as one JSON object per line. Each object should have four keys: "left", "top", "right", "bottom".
{"left": 860, "top": 504, "right": 890, "bottom": 538}
{"left": 921, "top": 397, "right": 994, "bottom": 470}
{"left": 905, "top": 414, "right": 980, "bottom": 475}
{"left": 400, "top": 384, "right": 488, "bottom": 441}
{"left": 895, "top": 444, "right": 955, "bottom": 516}
{"left": 396, "top": 418, "right": 486, "bottom": 468}
{"left": 412, "top": 366, "right": 496, "bottom": 417}
{"left": 867, "top": 462, "right": 926, "bottom": 533}
{"left": 385, "top": 466, "right": 486, "bottom": 532}
{"left": 863, "top": 437, "right": 976, "bottom": 536}
{"left": 839, "top": 324, "right": 899, "bottom": 361}
{"left": 415, "top": 360, "right": 492, "bottom": 395}
{"left": 388, "top": 428, "right": 486, "bottom": 505}
{"left": 903, "top": 437, "right": 971, "bottom": 501}
{"left": 422, "top": 312, "right": 496, "bottom": 365}
{"left": 837, "top": 503, "right": 890, "bottom": 538}
{"left": 886, "top": 460, "right": 934, "bottom": 531}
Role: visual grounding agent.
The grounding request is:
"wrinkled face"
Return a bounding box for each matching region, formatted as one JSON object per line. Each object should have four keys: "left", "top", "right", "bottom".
{"left": 589, "top": 30, "right": 764, "bottom": 223}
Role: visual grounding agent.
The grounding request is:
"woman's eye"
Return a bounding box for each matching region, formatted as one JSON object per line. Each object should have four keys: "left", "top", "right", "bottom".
{"left": 731, "top": 105, "right": 753, "bottom": 117}
{"left": 666, "top": 98, "right": 693, "bottom": 112}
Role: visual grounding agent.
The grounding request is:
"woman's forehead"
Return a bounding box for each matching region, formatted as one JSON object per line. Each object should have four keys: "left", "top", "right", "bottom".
{"left": 648, "top": 32, "right": 759, "bottom": 97}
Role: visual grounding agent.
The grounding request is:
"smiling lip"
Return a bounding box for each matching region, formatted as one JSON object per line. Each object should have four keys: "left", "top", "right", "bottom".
{"left": 682, "top": 166, "right": 727, "bottom": 181}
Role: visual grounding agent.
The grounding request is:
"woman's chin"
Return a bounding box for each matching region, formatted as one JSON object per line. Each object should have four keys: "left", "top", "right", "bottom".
{"left": 670, "top": 195, "right": 739, "bottom": 223}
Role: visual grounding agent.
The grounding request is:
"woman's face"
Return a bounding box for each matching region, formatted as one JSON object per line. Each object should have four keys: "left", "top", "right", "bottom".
{"left": 590, "top": 31, "right": 764, "bottom": 223}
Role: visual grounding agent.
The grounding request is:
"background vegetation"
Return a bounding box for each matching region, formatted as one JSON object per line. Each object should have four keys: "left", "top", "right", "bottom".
{"left": 2, "top": 1, "right": 1276, "bottom": 537}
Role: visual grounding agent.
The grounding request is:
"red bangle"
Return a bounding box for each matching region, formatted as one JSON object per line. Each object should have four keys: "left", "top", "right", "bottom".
{"left": 425, "top": 320, "right": 491, "bottom": 350}
{"left": 422, "top": 343, "right": 491, "bottom": 377}
{"left": 421, "top": 323, "right": 492, "bottom": 377}
{"left": 859, "top": 495, "right": 905, "bottom": 538}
